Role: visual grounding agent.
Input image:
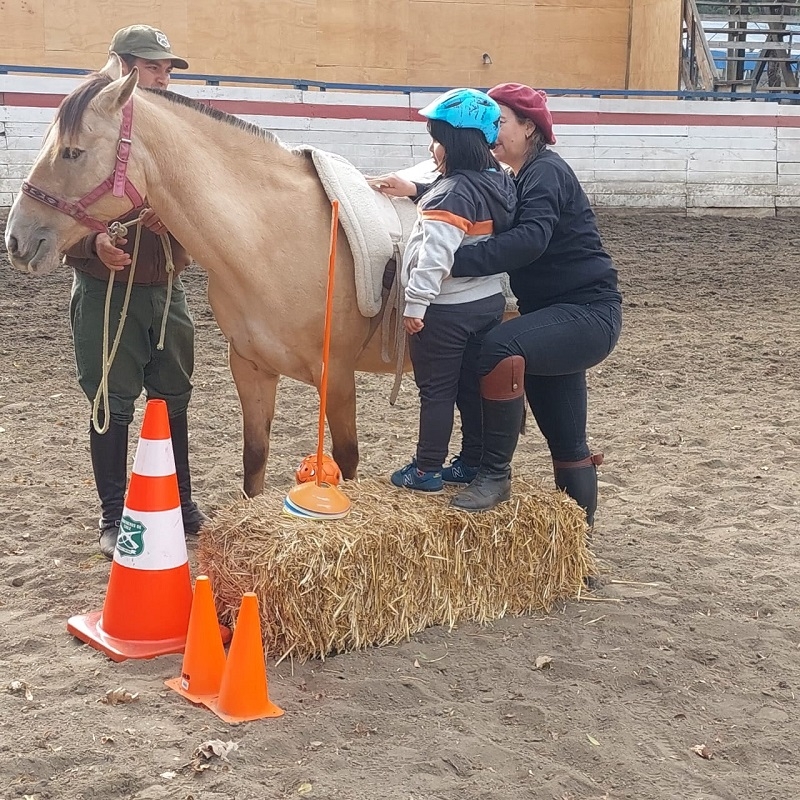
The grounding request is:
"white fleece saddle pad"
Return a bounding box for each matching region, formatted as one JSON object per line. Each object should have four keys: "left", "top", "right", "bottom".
{"left": 295, "top": 145, "right": 418, "bottom": 318}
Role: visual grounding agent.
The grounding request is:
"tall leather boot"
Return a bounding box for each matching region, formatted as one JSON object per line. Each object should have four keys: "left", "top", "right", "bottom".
{"left": 170, "top": 410, "right": 209, "bottom": 535}
{"left": 90, "top": 420, "right": 129, "bottom": 560}
{"left": 553, "top": 454, "right": 604, "bottom": 528}
{"left": 450, "top": 355, "right": 526, "bottom": 512}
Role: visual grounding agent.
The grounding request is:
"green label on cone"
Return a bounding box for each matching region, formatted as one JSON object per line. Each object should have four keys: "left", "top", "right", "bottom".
{"left": 117, "top": 515, "right": 147, "bottom": 557}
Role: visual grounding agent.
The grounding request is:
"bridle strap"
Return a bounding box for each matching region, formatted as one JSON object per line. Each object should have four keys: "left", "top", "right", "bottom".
{"left": 20, "top": 99, "right": 144, "bottom": 233}
{"left": 20, "top": 182, "right": 108, "bottom": 233}
{"left": 112, "top": 101, "right": 135, "bottom": 200}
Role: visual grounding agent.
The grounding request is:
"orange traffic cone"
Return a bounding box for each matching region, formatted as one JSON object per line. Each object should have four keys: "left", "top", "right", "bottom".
{"left": 165, "top": 575, "right": 229, "bottom": 704}
{"left": 67, "top": 399, "right": 193, "bottom": 662}
{"left": 204, "top": 593, "right": 284, "bottom": 723}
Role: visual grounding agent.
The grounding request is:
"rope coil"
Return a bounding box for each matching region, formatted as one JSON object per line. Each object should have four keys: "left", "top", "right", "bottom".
{"left": 91, "top": 212, "right": 176, "bottom": 434}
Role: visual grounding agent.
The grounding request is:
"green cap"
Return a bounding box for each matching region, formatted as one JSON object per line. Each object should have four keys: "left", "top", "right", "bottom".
{"left": 109, "top": 25, "right": 189, "bottom": 70}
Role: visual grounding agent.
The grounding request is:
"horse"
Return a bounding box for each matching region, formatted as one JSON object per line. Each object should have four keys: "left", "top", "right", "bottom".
{"left": 4, "top": 66, "right": 410, "bottom": 497}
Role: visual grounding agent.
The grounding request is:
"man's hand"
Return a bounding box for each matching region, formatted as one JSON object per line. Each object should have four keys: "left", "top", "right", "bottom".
{"left": 367, "top": 174, "right": 418, "bottom": 198}
{"left": 140, "top": 208, "right": 169, "bottom": 235}
{"left": 95, "top": 233, "right": 131, "bottom": 271}
{"left": 403, "top": 316, "right": 424, "bottom": 335}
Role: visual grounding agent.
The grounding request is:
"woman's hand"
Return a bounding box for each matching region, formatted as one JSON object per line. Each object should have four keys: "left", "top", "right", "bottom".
{"left": 403, "top": 316, "right": 424, "bottom": 335}
{"left": 367, "top": 174, "right": 418, "bottom": 198}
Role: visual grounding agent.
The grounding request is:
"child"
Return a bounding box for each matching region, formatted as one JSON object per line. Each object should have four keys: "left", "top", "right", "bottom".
{"left": 390, "top": 88, "right": 516, "bottom": 492}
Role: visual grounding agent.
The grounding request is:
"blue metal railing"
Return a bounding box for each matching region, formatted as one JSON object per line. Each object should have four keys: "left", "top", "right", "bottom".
{"left": 2, "top": 63, "right": 800, "bottom": 102}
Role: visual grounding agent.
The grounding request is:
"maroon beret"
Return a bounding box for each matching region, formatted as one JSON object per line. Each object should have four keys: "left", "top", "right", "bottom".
{"left": 487, "top": 83, "right": 556, "bottom": 145}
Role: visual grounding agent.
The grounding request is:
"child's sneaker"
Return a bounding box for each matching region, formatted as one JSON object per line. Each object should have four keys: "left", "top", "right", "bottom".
{"left": 390, "top": 459, "right": 443, "bottom": 492}
{"left": 442, "top": 455, "right": 480, "bottom": 485}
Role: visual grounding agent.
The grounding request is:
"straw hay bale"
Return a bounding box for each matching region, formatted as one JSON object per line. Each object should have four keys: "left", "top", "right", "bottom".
{"left": 198, "top": 478, "right": 595, "bottom": 662}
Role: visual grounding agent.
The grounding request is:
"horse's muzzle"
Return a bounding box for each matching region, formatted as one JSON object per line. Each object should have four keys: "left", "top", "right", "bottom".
{"left": 5, "top": 226, "right": 57, "bottom": 275}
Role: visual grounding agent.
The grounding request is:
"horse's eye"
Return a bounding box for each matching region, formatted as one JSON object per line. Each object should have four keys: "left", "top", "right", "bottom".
{"left": 61, "top": 147, "right": 84, "bottom": 160}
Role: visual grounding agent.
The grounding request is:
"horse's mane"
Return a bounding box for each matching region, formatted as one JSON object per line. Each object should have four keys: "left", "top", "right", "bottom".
{"left": 144, "top": 87, "right": 286, "bottom": 148}
{"left": 55, "top": 72, "right": 285, "bottom": 149}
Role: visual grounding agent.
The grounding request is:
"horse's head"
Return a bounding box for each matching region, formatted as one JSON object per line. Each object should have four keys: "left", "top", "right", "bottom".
{"left": 4, "top": 67, "right": 145, "bottom": 275}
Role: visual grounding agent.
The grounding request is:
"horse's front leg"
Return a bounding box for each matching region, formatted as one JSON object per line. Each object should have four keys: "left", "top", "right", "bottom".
{"left": 229, "top": 344, "right": 279, "bottom": 497}
{"left": 323, "top": 365, "right": 359, "bottom": 480}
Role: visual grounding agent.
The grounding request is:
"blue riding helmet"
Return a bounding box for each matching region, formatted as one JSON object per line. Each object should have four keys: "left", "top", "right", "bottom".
{"left": 419, "top": 87, "right": 501, "bottom": 145}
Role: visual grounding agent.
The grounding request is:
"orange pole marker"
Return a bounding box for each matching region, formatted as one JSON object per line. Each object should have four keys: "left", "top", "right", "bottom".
{"left": 165, "top": 575, "right": 230, "bottom": 704}
{"left": 284, "top": 199, "right": 351, "bottom": 520}
{"left": 204, "top": 593, "right": 284, "bottom": 723}
{"left": 315, "top": 199, "right": 339, "bottom": 487}
{"left": 67, "top": 399, "right": 193, "bottom": 662}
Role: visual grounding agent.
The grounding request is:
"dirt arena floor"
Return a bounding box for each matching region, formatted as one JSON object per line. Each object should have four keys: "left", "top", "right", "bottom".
{"left": 1, "top": 211, "right": 798, "bottom": 800}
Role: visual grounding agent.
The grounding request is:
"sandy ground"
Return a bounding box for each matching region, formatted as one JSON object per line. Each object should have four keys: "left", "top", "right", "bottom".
{"left": 1, "top": 211, "right": 798, "bottom": 800}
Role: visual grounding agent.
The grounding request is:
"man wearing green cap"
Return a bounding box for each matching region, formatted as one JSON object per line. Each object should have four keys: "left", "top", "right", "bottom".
{"left": 108, "top": 24, "right": 190, "bottom": 86}
{"left": 64, "top": 25, "right": 207, "bottom": 560}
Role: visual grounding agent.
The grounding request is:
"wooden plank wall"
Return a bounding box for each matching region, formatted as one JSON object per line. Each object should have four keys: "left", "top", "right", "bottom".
{"left": 628, "top": 0, "right": 682, "bottom": 91}
{"left": 1, "top": 76, "right": 798, "bottom": 215}
{"left": 0, "top": 0, "right": 677, "bottom": 91}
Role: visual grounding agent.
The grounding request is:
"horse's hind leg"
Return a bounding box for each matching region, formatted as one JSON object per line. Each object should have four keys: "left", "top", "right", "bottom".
{"left": 323, "top": 366, "right": 359, "bottom": 480}
{"left": 229, "top": 345, "right": 279, "bottom": 497}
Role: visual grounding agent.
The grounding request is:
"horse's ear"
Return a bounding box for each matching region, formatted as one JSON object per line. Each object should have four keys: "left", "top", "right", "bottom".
{"left": 95, "top": 67, "right": 139, "bottom": 114}
{"left": 99, "top": 53, "right": 123, "bottom": 81}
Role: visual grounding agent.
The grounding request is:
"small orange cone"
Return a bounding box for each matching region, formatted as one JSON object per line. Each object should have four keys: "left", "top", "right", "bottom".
{"left": 67, "top": 399, "right": 193, "bottom": 662}
{"left": 165, "top": 575, "right": 229, "bottom": 704}
{"left": 204, "top": 593, "right": 284, "bottom": 723}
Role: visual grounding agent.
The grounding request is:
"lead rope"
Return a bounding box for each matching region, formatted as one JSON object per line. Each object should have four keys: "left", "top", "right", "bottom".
{"left": 91, "top": 214, "right": 175, "bottom": 434}
{"left": 157, "top": 233, "right": 176, "bottom": 350}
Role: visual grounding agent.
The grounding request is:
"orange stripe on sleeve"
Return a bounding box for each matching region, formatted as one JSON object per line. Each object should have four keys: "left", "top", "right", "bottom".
{"left": 467, "top": 220, "right": 493, "bottom": 236}
{"left": 420, "top": 209, "right": 472, "bottom": 232}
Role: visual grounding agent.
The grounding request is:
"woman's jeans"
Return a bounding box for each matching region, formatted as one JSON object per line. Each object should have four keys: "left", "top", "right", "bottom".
{"left": 477, "top": 299, "right": 622, "bottom": 463}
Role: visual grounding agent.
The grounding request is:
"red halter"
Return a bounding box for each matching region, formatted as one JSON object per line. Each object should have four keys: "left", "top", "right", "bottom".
{"left": 21, "top": 100, "right": 144, "bottom": 234}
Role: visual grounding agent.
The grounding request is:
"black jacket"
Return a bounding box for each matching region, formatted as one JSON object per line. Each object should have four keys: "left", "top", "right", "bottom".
{"left": 450, "top": 148, "right": 621, "bottom": 314}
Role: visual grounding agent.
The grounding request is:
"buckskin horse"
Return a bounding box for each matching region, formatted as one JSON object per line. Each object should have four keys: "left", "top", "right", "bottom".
{"left": 5, "top": 66, "right": 415, "bottom": 496}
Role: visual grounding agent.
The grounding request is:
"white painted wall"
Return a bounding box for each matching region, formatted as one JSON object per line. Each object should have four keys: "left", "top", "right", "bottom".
{"left": 2, "top": 75, "right": 799, "bottom": 215}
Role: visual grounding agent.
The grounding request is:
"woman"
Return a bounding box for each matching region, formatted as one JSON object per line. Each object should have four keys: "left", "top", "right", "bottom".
{"left": 373, "top": 83, "right": 622, "bottom": 527}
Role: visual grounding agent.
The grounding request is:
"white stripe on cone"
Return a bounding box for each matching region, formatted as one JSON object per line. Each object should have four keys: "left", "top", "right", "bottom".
{"left": 132, "top": 437, "right": 177, "bottom": 477}
{"left": 113, "top": 507, "right": 188, "bottom": 571}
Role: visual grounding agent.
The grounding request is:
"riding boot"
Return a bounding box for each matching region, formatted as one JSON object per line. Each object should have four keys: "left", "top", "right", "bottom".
{"left": 90, "top": 420, "right": 129, "bottom": 560}
{"left": 451, "top": 356, "right": 526, "bottom": 512}
{"left": 553, "top": 454, "right": 604, "bottom": 529}
{"left": 170, "top": 410, "right": 209, "bottom": 535}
